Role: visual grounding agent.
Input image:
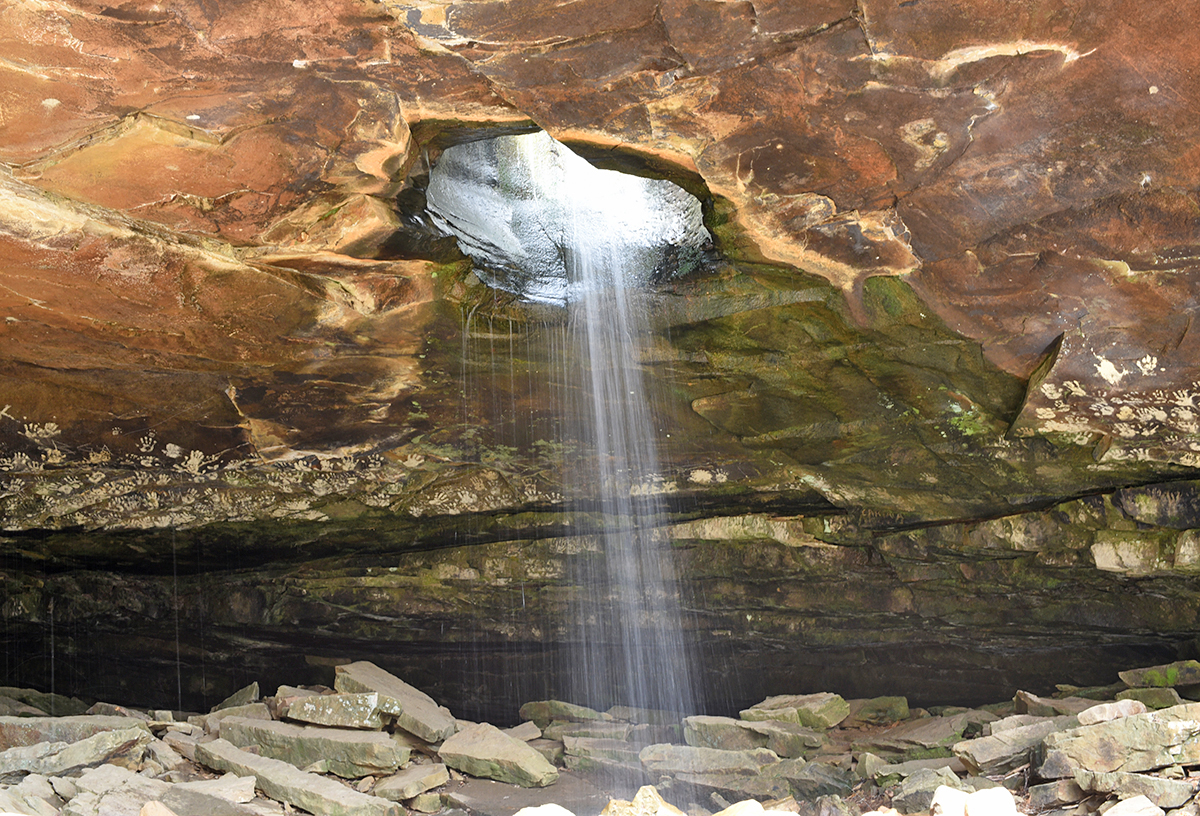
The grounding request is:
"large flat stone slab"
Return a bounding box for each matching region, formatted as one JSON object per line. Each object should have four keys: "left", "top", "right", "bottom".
{"left": 334, "top": 662, "right": 456, "bottom": 743}
{"left": 953, "top": 715, "right": 1078, "bottom": 775}
{"left": 1037, "top": 703, "right": 1200, "bottom": 778}
{"left": 196, "top": 738, "right": 403, "bottom": 816}
{"left": 0, "top": 726, "right": 150, "bottom": 781}
{"left": 285, "top": 693, "right": 384, "bottom": 730}
{"left": 438, "top": 722, "right": 558, "bottom": 788}
{"left": 219, "top": 716, "right": 405, "bottom": 778}
{"left": 638, "top": 744, "right": 779, "bottom": 776}
{"left": 740, "top": 693, "right": 849, "bottom": 729}
{"left": 0, "top": 716, "right": 150, "bottom": 749}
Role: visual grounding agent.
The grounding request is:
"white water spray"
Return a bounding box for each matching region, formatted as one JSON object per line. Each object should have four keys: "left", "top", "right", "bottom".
{"left": 428, "top": 131, "right": 706, "bottom": 717}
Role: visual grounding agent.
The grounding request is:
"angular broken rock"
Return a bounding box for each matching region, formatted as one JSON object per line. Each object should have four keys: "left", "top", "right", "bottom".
{"left": 1013, "top": 691, "right": 1095, "bottom": 717}
{"left": 844, "top": 697, "right": 910, "bottom": 727}
{"left": 765, "top": 760, "right": 855, "bottom": 799}
{"left": 437, "top": 722, "right": 558, "bottom": 788}
{"left": 740, "top": 693, "right": 849, "bottom": 729}
{"left": 0, "top": 715, "right": 150, "bottom": 749}
{"left": 505, "top": 721, "right": 542, "bottom": 742}
{"left": 563, "top": 736, "right": 642, "bottom": 766}
{"left": 683, "top": 716, "right": 822, "bottom": 758}
{"left": 375, "top": 763, "right": 450, "bottom": 802}
{"left": 892, "top": 768, "right": 965, "bottom": 814}
{"left": 219, "top": 716, "right": 406, "bottom": 778}
{"left": 639, "top": 743, "right": 779, "bottom": 776}
{"left": 285, "top": 692, "right": 384, "bottom": 730}
{"left": 1025, "top": 779, "right": 1086, "bottom": 811}
{"left": 1119, "top": 661, "right": 1200, "bottom": 689}
{"left": 65, "top": 763, "right": 170, "bottom": 816}
{"left": 197, "top": 737, "right": 403, "bottom": 816}
{"left": 214, "top": 682, "right": 261, "bottom": 711}
{"left": 953, "top": 715, "right": 1078, "bottom": 775}
{"left": 1037, "top": 703, "right": 1200, "bottom": 778}
{"left": 601, "top": 785, "right": 686, "bottom": 816}
{"left": 190, "top": 703, "right": 273, "bottom": 735}
{"left": 1074, "top": 770, "right": 1196, "bottom": 809}
{"left": 672, "top": 770, "right": 793, "bottom": 802}
{"left": 334, "top": 662, "right": 456, "bottom": 743}
{"left": 0, "top": 726, "right": 150, "bottom": 781}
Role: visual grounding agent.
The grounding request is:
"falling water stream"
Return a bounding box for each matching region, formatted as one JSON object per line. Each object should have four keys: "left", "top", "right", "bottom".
{"left": 428, "top": 130, "right": 709, "bottom": 718}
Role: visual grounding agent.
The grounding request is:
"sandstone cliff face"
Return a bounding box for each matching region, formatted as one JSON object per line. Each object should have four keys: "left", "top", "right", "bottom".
{"left": 2, "top": 0, "right": 1199, "bottom": 713}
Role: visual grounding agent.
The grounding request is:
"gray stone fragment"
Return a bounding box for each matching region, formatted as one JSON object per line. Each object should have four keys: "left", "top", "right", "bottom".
{"left": 543, "top": 721, "right": 632, "bottom": 741}
{"left": 285, "top": 693, "right": 384, "bottom": 730}
{"left": 334, "top": 662, "right": 456, "bottom": 743}
{"left": 1014, "top": 691, "right": 1095, "bottom": 717}
{"left": 1026, "top": 779, "right": 1086, "bottom": 811}
{"left": 190, "top": 703, "right": 273, "bottom": 735}
{"left": 0, "top": 715, "right": 150, "bottom": 749}
{"left": 855, "top": 710, "right": 996, "bottom": 759}
{"left": 0, "top": 688, "right": 89, "bottom": 717}
{"left": 1074, "top": 770, "right": 1196, "bottom": 808}
{"left": 844, "top": 696, "right": 910, "bottom": 727}
{"left": 892, "top": 767, "right": 966, "bottom": 814}
{"left": 197, "top": 737, "right": 403, "bottom": 816}
{"left": 161, "top": 786, "right": 261, "bottom": 816}
{"left": 639, "top": 743, "right": 779, "bottom": 776}
{"left": 563, "top": 736, "right": 641, "bottom": 765}
{"left": 62, "top": 764, "right": 169, "bottom": 816}
{"left": 219, "top": 716, "right": 405, "bottom": 778}
{"left": 505, "top": 721, "right": 542, "bottom": 742}
{"left": 873, "top": 756, "right": 965, "bottom": 787}
{"left": 953, "top": 715, "right": 1078, "bottom": 775}
{"left": 375, "top": 763, "right": 450, "bottom": 802}
{"left": 1037, "top": 703, "right": 1200, "bottom": 778}
{"left": 1105, "top": 795, "right": 1166, "bottom": 816}
{"left": 684, "top": 716, "right": 765, "bottom": 752}
{"left": 765, "top": 760, "right": 855, "bottom": 800}
{"left": 438, "top": 722, "right": 559, "bottom": 788}
{"left": 214, "top": 683, "right": 260, "bottom": 711}
{"left": 0, "top": 726, "right": 150, "bottom": 781}
{"left": 672, "top": 771, "right": 793, "bottom": 802}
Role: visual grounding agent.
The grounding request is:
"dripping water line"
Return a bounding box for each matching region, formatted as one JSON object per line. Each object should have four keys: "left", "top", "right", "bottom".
{"left": 172, "top": 528, "right": 182, "bottom": 711}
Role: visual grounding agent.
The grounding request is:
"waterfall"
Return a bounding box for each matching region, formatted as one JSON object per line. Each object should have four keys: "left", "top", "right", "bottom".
{"left": 427, "top": 131, "right": 707, "bottom": 718}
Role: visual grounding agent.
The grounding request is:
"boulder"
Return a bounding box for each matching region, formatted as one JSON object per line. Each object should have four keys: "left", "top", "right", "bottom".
{"left": 873, "top": 757, "right": 965, "bottom": 788}
{"left": 563, "top": 736, "right": 641, "bottom": 765}
{"left": 1037, "top": 703, "right": 1200, "bottom": 778}
{"left": 1119, "top": 661, "right": 1200, "bottom": 688}
{"left": 601, "top": 785, "right": 686, "bottom": 816}
{"left": 639, "top": 744, "right": 779, "bottom": 776}
{"left": 0, "top": 716, "right": 150, "bottom": 749}
{"left": 1077, "top": 700, "right": 1149, "bottom": 726}
{"left": 844, "top": 697, "right": 910, "bottom": 728}
{"left": 856, "top": 711, "right": 994, "bottom": 759}
{"left": 505, "top": 722, "right": 542, "bottom": 742}
{"left": 1104, "top": 795, "right": 1166, "bottom": 816}
{"left": 1116, "top": 688, "right": 1185, "bottom": 710}
{"left": 684, "top": 716, "right": 823, "bottom": 757}
{"left": 375, "top": 764, "right": 450, "bottom": 802}
{"left": 672, "top": 770, "right": 794, "bottom": 802}
{"left": 62, "top": 764, "right": 169, "bottom": 816}
{"left": 543, "top": 721, "right": 632, "bottom": 741}
{"left": 519, "top": 701, "right": 613, "bottom": 730}
{"left": 189, "top": 703, "right": 272, "bottom": 735}
{"left": 219, "top": 716, "right": 406, "bottom": 778}
{"left": 891, "top": 768, "right": 966, "bottom": 814}
{"left": 213, "top": 683, "right": 260, "bottom": 711}
{"left": 334, "top": 662, "right": 456, "bottom": 743}
{"left": 1013, "top": 691, "right": 1095, "bottom": 717}
{"left": 1073, "top": 770, "right": 1196, "bottom": 808}
{"left": 0, "top": 726, "right": 150, "bottom": 781}
{"left": 741, "top": 694, "right": 849, "bottom": 729}
{"left": 1025, "top": 779, "right": 1086, "bottom": 811}
{"left": 744, "top": 722, "right": 827, "bottom": 758}
{"left": 438, "top": 722, "right": 559, "bottom": 788}
{"left": 196, "top": 737, "right": 403, "bottom": 816}
{"left": 764, "top": 761, "right": 855, "bottom": 800}
{"left": 953, "top": 715, "right": 1078, "bottom": 775}
{"left": 284, "top": 693, "right": 385, "bottom": 730}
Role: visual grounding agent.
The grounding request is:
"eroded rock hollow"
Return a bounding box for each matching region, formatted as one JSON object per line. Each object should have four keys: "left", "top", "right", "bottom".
{"left": 2, "top": 0, "right": 1200, "bottom": 719}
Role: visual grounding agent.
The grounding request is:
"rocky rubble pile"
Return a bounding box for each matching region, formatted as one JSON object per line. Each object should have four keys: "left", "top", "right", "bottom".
{"left": 2, "top": 660, "right": 1200, "bottom": 816}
